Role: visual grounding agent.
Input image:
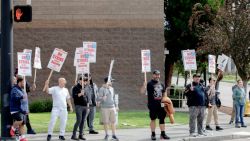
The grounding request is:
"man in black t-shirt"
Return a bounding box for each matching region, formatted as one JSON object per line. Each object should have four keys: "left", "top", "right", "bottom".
{"left": 146, "top": 70, "right": 170, "bottom": 140}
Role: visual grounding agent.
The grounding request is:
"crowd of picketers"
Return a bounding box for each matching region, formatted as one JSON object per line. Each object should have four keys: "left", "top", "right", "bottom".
{"left": 8, "top": 68, "right": 248, "bottom": 141}
{"left": 10, "top": 68, "right": 119, "bottom": 141}
{"left": 184, "top": 73, "right": 247, "bottom": 138}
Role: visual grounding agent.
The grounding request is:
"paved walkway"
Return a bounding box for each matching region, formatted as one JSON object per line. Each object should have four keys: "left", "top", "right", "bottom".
{"left": 25, "top": 111, "right": 250, "bottom": 141}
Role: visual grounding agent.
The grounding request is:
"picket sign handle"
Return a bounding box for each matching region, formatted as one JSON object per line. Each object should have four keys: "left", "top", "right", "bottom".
{"left": 75, "top": 68, "right": 78, "bottom": 85}
{"left": 33, "top": 69, "right": 37, "bottom": 84}
{"left": 43, "top": 70, "right": 53, "bottom": 91}
{"left": 107, "top": 59, "right": 115, "bottom": 84}
{"left": 81, "top": 72, "right": 84, "bottom": 95}
{"left": 189, "top": 70, "right": 192, "bottom": 87}
{"left": 24, "top": 76, "right": 26, "bottom": 93}
{"left": 144, "top": 72, "right": 147, "bottom": 83}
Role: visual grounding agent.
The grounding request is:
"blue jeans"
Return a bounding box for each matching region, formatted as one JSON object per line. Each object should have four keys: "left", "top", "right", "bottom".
{"left": 235, "top": 104, "right": 245, "bottom": 126}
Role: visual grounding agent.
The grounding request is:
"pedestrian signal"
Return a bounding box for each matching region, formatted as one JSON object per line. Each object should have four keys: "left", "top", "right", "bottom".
{"left": 14, "top": 5, "right": 32, "bottom": 22}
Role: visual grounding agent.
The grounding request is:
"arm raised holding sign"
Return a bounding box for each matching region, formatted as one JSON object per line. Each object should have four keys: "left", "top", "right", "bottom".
{"left": 140, "top": 81, "right": 147, "bottom": 95}
{"left": 44, "top": 80, "right": 50, "bottom": 94}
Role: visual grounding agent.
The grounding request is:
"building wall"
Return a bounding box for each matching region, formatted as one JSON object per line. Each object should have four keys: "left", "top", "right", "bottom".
{"left": 13, "top": 0, "right": 164, "bottom": 110}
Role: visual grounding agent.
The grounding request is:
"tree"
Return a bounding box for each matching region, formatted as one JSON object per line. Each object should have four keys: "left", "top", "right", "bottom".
{"left": 164, "top": 0, "right": 223, "bottom": 87}
{"left": 164, "top": 0, "right": 207, "bottom": 87}
{"left": 199, "top": 0, "right": 250, "bottom": 91}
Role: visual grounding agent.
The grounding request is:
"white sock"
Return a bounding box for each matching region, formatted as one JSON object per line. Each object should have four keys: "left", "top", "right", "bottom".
{"left": 20, "top": 135, "right": 25, "bottom": 139}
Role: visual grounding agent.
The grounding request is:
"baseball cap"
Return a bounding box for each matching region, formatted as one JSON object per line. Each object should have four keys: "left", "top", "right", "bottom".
{"left": 79, "top": 75, "right": 88, "bottom": 81}
{"left": 153, "top": 70, "right": 160, "bottom": 75}
{"left": 193, "top": 73, "right": 201, "bottom": 78}
{"left": 84, "top": 73, "right": 91, "bottom": 78}
{"left": 104, "top": 76, "right": 115, "bottom": 83}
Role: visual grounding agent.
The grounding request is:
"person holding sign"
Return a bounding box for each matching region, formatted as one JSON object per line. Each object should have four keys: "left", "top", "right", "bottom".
{"left": 9, "top": 76, "right": 28, "bottom": 141}
{"left": 140, "top": 50, "right": 151, "bottom": 95}
{"left": 14, "top": 69, "right": 37, "bottom": 135}
{"left": 146, "top": 70, "right": 170, "bottom": 140}
{"left": 97, "top": 77, "right": 119, "bottom": 141}
{"left": 184, "top": 74, "right": 207, "bottom": 137}
{"left": 71, "top": 76, "right": 90, "bottom": 140}
{"left": 84, "top": 73, "right": 99, "bottom": 134}
{"left": 44, "top": 78, "right": 73, "bottom": 141}
{"left": 205, "top": 77, "right": 223, "bottom": 131}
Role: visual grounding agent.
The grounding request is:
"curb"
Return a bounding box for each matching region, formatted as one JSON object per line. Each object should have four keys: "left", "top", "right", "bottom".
{"left": 182, "top": 133, "right": 250, "bottom": 141}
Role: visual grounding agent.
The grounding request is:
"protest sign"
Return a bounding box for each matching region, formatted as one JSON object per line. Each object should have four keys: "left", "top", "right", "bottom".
{"left": 17, "top": 52, "right": 32, "bottom": 76}
{"left": 217, "top": 54, "right": 229, "bottom": 72}
{"left": 33, "top": 47, "right": 42, "bottom": 69}
{"left": 43, "top": 48, "right": 67, "bottom": 91}
{"left": 83, "top": 42, "right": 97, "bottom": 63}
{"left": 33, "top": 47, "right": 42, "bottom": 84}
{"left": 75, "top": 47, "right": 89, "bottom": 74}
{"left": 141, "top": 50, "right": 151, "bottom": 73}
{"left": 208, "top": 55, "right": 216, "bottom": 73}
{"left": 182, "top": 50, "right": 197, "bottom": 71}
{"left": 23, "top": 49, "right": 32, "bottom": 55}
{"left": 47, "top": 48, "right": 67, "bottom": 72}
{"left": 74, "top": 47, "right": 84, "bottom": 66}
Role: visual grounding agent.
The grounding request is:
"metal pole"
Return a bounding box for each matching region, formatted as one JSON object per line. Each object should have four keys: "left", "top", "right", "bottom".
{"left": 1, "top": 0, "right": 13, "bottom": 139}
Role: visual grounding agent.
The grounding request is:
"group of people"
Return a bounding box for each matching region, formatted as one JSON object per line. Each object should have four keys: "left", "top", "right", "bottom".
{"left": 9, "top": 71, "right": 119, "bottom": 141}
{"left": 184, "top": 73, "right": 247, "bottom": 138}
{"left": 9, "top": 67, "right": 248, "bottom": 141}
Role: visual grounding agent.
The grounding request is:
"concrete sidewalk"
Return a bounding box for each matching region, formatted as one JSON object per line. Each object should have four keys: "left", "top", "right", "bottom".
{"left": 26, "top": 111, "right": 250, "bottom": 141}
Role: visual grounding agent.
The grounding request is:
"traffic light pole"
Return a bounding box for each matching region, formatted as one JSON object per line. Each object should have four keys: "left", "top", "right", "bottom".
{"left": 1, "top": 0, "right": 13, "bottom": 139}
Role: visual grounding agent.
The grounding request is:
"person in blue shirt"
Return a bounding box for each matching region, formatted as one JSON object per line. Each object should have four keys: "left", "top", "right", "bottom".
{"left": 232, "top": 80, "right": 247, "bottom": 128}
{"left": 14, "top": 68, "right": 36, "bottom": 134}
{"left": 10, "top": 76, "right": 28, "bottom": 141}
{"left": 185, "top": 74, "right": 207, "bottom": 137}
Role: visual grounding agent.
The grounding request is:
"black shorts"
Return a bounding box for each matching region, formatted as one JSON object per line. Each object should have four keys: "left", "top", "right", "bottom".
{"left": 148, "top": 106, "right": 166, "bottom": 120}
{"left": 11, "top": 112, "right": 26, "bottom": 124}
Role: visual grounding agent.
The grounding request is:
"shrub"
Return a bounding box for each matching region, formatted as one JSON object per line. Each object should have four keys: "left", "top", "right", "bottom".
{"left": 29, "top": 99, "right": 52, "bottom": 113}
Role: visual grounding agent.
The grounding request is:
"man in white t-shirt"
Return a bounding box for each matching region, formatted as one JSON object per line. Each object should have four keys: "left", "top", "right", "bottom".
{"left": 44, "top": 78, "right": 73, "bottom": 141}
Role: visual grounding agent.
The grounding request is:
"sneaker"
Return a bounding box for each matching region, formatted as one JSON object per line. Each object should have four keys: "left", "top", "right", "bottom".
{"left": 47, "top": 135, "right": 51, "bottom": 141}
{"left": 78, "top": 135, "right": 86, "bottom": 140}
{"left": 20, "top": 137, "right": 28, "bottom": 141}
{"left": 89, "top": 130, "right": 99, "bottom": 134}
{"left": 160, "top": 134, "right": 170, "bottom": 140}
{"left": 27, "top": 129, "right": 36, "bottom": 134}
{"left": 59, "top": 136, "right": 65, "bottom": 140}
{"left": 189, "top": 133, "right": 196, "bottom": 137}
{"left": 206, "top": 125, "right": 213, "bottom": 131}
{"left": 216, "top": 126, "right": 223, "bottom": 131}
{"left": 235, "top": 124, "right": 241, "bottom": 128}
{"left": 198, "top": 132, "right": 207, "bottom": 136}
{"left": 112, "top": 135, "right": 119, "bottom": 141}
{"left": 151, "top": 134, "right": 156, "bottom": 140}
{"left": 241, "top": 125, "right": 247, "bottom": 128}
{"left": 104, "top": 135, "right": 109, "bottom": 140}
{"left": 71, "top": 135, "right": 78, "bottom": 140}
{"left": 229, "top": 120, "right": 233, "bottom": 124}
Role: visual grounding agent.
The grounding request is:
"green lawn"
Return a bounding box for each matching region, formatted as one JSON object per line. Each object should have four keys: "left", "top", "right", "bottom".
{"left": 29, "top": 111, "right": 189, "bottom": 133}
